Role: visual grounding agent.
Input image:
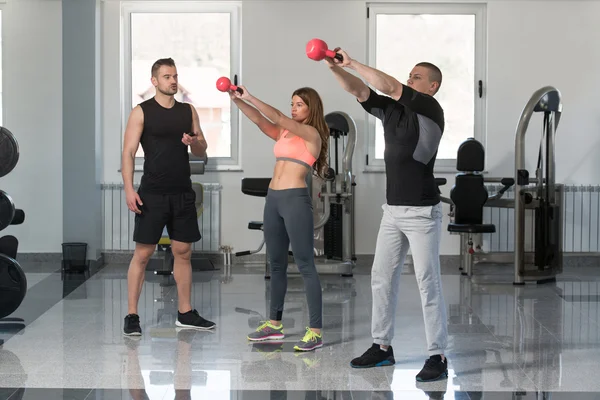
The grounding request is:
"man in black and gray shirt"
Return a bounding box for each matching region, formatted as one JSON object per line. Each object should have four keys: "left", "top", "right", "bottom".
{"left": 323, "top": 49, "right": 448, "bottom": 382}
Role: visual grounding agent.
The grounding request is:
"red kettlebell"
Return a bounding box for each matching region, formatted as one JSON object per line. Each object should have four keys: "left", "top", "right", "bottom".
{"left": 305, "top": 38, "right": 343, "bottom": 62}
{"left": 216, "top": 77, "right": 243, "bottom": 94}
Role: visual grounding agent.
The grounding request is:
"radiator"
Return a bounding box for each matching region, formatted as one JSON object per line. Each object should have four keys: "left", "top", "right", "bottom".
{"left": 481, "top": 184, "right": 600, "bottom": 253}
{"left": 101, "top": 183, "right": 222, "bottom": 253}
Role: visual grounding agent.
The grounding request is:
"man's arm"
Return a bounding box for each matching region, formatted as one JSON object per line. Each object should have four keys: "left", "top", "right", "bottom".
{"left": 121, "top": 106, "right": 144, "bottom": 193}
{"left": 347, "top": 59, "right": 404, "bottom": 101}
{"left": 188, "top": 104, "right": 208, "bottom": 158}
{"left": 324, "top": 52, "right": 396, "bottom": 121}
{"left": 327, "top": 64, "right": 370, "bottom": 102}
{"left": 329, "top": 48, "right": 404, "bottom": 101}
{"left": 397, "top": 84, "right": 444, "bottom": 126}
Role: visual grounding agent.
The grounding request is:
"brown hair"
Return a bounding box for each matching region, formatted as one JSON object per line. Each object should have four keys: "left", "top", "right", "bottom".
{"left": 416, "top": 62, "right": 442, "bottom": 93}
{"left": 292, "top": 87, "right": 329, "bottom": 180}
{"left": 151, "top": 57, "right": 176, "bottom": 77}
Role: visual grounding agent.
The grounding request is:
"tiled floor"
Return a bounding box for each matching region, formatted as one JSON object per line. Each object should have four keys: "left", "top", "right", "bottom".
{"left": 1, "top": 259, "right": 599, "bottom": 399}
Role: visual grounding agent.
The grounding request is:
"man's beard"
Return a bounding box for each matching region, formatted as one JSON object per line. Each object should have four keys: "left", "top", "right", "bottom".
{"left": 158, "top": 86, "right": 178, "bottom": 96}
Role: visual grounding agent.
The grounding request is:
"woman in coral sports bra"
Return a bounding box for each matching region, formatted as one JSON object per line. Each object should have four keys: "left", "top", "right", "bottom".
{"left": 228, "top": 85, "right": 329, "bottom": 351}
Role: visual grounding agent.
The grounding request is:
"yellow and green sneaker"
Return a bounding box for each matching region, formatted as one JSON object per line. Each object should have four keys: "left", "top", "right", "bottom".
{"left": 247, "top": 321, "right": 285, "bottom": 341}
{"left": 293, "top": 327, "right": 323, "bottom": 352}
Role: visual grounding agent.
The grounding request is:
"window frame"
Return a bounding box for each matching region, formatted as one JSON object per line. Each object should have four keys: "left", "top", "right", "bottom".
{"left": 0, "top": 8, "right": 3, "bottom": 127}
{"left": 120, "top": 1, "right": 242, "bottom": 172}
{"left": 364, "top": 2, "right": 487, "bottom": 173}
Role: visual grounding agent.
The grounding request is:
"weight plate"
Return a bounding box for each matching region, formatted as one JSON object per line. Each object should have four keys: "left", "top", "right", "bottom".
{"left": 0, "top": 190, "right": 15, "bottom": 231}
{"left": 0, "top": 253, "right": 27, "bottom": 319}
{"left": 0, "top": 127, "right": 19, "bottom": 178}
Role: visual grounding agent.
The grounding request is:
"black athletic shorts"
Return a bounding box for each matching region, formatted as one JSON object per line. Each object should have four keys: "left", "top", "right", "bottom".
{"left": 133, "top": 188, "right": 201, "bottom": 245}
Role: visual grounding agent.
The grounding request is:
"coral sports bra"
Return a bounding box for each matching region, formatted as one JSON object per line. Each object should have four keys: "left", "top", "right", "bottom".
{"left": 273, "top": 129, "right": 317, "bottom": 169}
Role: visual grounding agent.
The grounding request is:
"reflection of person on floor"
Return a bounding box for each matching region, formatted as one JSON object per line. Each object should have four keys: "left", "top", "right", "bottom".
{"left": 371, "top": 390, "right": 448, "bottom": 400}
{"left": 368, "top": 387, "right": 446, "bottom": 399}
{"left": 355, "top": 367, "right": 447, "bottom": 400}
{"left": 173, "top": 329, "right": 193, "bottom": 400}
{"left": 125, "top": 329, "right": 195, "bottom": 399}
{"left": 0, "top": 348, "right": 26, "bottom": 400}
{"left": 125, "top": 336, "right": 150, "bottom": 400}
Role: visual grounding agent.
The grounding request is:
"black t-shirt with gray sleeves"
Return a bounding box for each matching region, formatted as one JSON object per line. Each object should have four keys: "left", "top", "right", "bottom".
{"left": 360, "top": 85, "right": 445, "bottom": 207}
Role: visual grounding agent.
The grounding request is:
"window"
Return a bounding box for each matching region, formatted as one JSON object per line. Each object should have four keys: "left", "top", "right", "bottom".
{"left": 365, "top": 3, "right": 486, "bottom": 172}
{"left": 121, "top": 2, "right": 241, "bottom": 170}
{"left": 0, "top": 11, "right": 3, "bottom": 126}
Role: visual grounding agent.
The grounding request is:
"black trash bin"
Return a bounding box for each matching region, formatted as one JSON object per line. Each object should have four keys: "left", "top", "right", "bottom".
{"left": 61, "top": 242, "right": 89, "bottom": 273}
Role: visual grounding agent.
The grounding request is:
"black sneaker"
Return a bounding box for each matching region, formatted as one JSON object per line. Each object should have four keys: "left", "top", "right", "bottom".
{"left": 350, "top": 343, "right": 395, "bottom": 368}
{"left": 176, "top": 309, "right": 216, "bottom": 330}
{"left": 123, "top": 314, "right": 142, "bottom": 336}
{"left": 416, "top": 355, "right": 448, "bottom": 382}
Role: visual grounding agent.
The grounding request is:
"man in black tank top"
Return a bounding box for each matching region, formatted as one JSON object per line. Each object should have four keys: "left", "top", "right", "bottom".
{"left": 120, "top": 58, "right": 215, "bottom": 335}
{"left": 323, "top": 50, "right": 450, "bottom": 382}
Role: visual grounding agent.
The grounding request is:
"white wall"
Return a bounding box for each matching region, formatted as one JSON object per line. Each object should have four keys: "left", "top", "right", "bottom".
{"left": 20, "top": 0, "right": 596, "bottom": 256}
{"left": 485, "top": 0, "right": 600, "bottom": 184}
{"left": 1, "top": 0, "right": 62, "bottom": 253}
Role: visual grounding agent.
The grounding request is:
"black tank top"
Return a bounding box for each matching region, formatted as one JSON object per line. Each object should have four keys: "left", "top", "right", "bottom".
{"left": 138, "top": 97, "right": 192, "bottom": 194}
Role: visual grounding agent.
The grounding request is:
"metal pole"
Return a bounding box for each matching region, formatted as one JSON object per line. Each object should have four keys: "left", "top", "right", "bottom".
{"left": 546, "top": 112, "right": 556, "bottom": 204}
{"left": 459, "top": 233, "right": 467, "bottom": 274}
{"left": 466, "top": 241, "right": 473, "bottom": 277}
{"left": 339, "top": 111, "right": 356, "bottom": 264}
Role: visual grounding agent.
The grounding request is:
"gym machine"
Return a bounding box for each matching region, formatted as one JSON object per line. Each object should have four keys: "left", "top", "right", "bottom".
{"left": 0, "top": 127, "right": 27, "bottom": 346}
{"left": 236, "top": 111, "right": 357, "bottom": 278}
{"left": 443, "top": 86, "right": 563, "bottom": 285}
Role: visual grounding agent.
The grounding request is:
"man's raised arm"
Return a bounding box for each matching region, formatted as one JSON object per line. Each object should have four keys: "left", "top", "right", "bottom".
{"left": 330, "top": 48, "right": 404, "bottom": 101}
{"left": 323, "top": 52, "right": 370, "bottom": 102}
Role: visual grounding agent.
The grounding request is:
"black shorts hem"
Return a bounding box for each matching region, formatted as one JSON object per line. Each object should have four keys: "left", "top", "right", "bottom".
{"left": 168, "top": 232, "right": 202, "bottom": 244}
{"left": 132, "top": 232, "right": 162, "bottom": 246}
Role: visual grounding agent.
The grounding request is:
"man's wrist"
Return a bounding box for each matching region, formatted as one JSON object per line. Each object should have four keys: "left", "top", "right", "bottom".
{"left": 347, "top": 59, "right": 359, "bottom": 70}
{"left": 329, "top": 63, "right": 343, "bottom": 73}
{"left": 192, "top": 140, "right": 207, "bottom": 151}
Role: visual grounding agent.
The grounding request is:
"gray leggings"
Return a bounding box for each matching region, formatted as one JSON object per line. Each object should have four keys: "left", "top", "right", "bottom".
{"left": 264, "top": 187, "right": 322, "bottom": 329}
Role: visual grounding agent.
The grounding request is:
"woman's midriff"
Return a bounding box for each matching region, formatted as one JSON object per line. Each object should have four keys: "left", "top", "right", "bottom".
{"left": 269, "top": 160, "right": 310, "bottom": 190}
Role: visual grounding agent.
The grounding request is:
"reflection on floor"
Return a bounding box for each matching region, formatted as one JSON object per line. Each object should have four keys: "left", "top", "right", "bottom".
{"left": 0, "top": 259, "right": 599, "bottom": 399}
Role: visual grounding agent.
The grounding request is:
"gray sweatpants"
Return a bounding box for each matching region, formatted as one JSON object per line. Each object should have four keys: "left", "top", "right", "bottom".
{"left": 263, "top": 187, "right": 323, "bottom": 329}
{"left": 371, "top": 202, "right": 448, "bottom": 356}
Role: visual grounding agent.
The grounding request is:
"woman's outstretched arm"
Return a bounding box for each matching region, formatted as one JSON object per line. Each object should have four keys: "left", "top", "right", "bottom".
{"left": 232, "top": 85, "right": 320, "bottom": 144}
{"left": 229, "top": 91, "right": 281, "bottom": 140}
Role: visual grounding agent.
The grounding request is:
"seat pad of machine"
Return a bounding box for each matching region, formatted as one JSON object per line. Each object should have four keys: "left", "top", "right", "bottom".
{"left": 448, "top": 223, "right": 496, "bottom": 234}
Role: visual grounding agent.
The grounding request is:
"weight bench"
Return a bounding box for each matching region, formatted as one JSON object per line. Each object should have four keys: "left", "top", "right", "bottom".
{"left": 150, "top": 182, "right": 213, "bottom": 276}
{"left": 447, "top": 138, "right": 496, "bottom": 275}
